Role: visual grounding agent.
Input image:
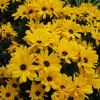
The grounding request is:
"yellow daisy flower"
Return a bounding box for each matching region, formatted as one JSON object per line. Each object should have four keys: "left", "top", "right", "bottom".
{"left": 68, "top": 75, "right": 93, "bottom": 100}
{"left": 6, "top": 78, "right": 20, "bottom": 91}
{"left": 48, "top": 0, "right": 64, "bottom": 17}
{"left": 7, "top": 45, "right": 37, "bottom": 83}
{"left": 7, "top": 41, "right": 20, "bottom": 53}
{"left": 25, "top": 1, "right": 40, "bottom": 20}
{"left": 52, "top": 91, "right": 69, "bottom": 100}
{"left": 0, "top": 0, "right": 9, "bottom": 12}
{"left": 78, "top": 3, "right": 100, "bottom": 23}
{"left": 61, "top": 20, "right": 82, "bottom": 39}
{"left": 51, "top": 74, "right": 73, "bottom": 100}
{"left": 54, "top": 38, "right": 79, "bottom": 63}
{"left": 0, "top": 66, "right": 11, "bottom": 78}
{"left": 92, "top": 29, "right": 100, "bottom": 45}
{"left": 38, "top": 69, "right": 61, "bottom": 92}
{"left": 12, "top": 5, "right": 28, "bottom": 20}
{"left": 37, "top": 0, "right": 51, "bottom": 19}
{"left": 0, "top": 85, "right": 18, "bottom": 100}
{"left": 27, "top": 20, "right": 43, "bottom": 32}
{"left": 24, "top": 28, "right": 54, "bottom": 49}
{"left": 36, "top": 49, "right": 61, "bottom": 72}
{"left": 80, "top": 67, "right": 100, "bottom": 90}
{"left": 54, "top": 74, "right": 73, "bottom": 91}
{"left": 26, "top": 82, "right": 45, "bottom": 100}
{"left": 0, "top": 22, "right": 17, "bottom": 39}
{"left": 78, "top": 47, "right": 98, "bottom": 74}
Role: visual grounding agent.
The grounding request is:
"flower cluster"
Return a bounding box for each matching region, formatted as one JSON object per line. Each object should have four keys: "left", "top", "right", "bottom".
{"left": 0, "top": 0, "right": 100, "bottom": 100}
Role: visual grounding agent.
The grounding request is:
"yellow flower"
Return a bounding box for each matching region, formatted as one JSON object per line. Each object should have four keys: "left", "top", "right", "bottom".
{"left": 0, "top": 0, "right": 9, "bottom": 12}
{"left": 48, "top": 0, "right": 64, "bottom": 17}
{"left": 0, "top": 66, "right": 11, "bottom": 78}
{"left": 80, "top": 67, "right": 100, "bottom": 90}
{"left": 45, "top": 19, "right": 82, "bottom": 40}
{"left": 24, "top": 28, "right": 54, "bottom": 49}
{"left": 81, "top": 25, "right": 94, "bottom": 35}
{"left": 52, "top": 91, "right": 69, "bottom": 100}
{"left": 12, "top": 5, "right": 28, "bottom": 20}
{"left": 61, "top": 20, "right": 82, "bottom": 39}
{"left": 62, "top": 5, "right": 75, "bottom": 19}
{"left": 54, "top": 74, "right": 73, "bottom": 91}
{"left": 51, "top": 74, "right": 73, "bottom": 100}
{"left": 7, "top": 41, "right": 20, "bottom": 53}
{"left": 36, "top": 49, "right": 61, "bottom": 71}
{"left": 26, "top": 82, "right": 45, "bottom": 100}
{"left": 38, "top": 69, "right": 61, "bottom": 92}
{"left": 90, "top": 20, "right": 100, "bottom": 30}
{"left": 92, "top": 29, "right": 100, "bottom": 45}
{"left": 54, "top": 38, "right": 79, "bottom": 63}
{"left": 7, "top": 45, "right": 37, "bottom": 83}
{"left": 69, "top": 75, "right": 93, "bottom": 100}
{"left": 78, "top": 3, "right": 100, "bottom": 23}
{"left": 25, "top": 1, "right": 40, "bottom": 20}
{"left": 37, "top": 0, "right": 51, "bottom": 19}
{"left": 0, "top": 22, "right": 17, "bottom": 39}
{"left": 27, "top": 20, "right": 43, "bottom": 32}
{"left": 78, "top": 47, "right": 98, "bottom": 74}
{"left": 0, "top": 85, "right": 18, "bottom": 100}
{"left": 6, "top": 78, "right": 20, "bottom": 91}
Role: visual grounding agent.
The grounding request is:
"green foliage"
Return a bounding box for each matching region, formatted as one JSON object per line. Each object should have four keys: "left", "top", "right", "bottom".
{"left": 65, "top": 0, "right": 100, "bottom": 7}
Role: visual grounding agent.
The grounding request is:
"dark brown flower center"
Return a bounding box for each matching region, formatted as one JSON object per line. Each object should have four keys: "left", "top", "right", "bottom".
{"left": 83, "top": 13, "right": 89, "bottom": 17}
{"left": 37, "top": 40, "right": 42, "bottom": 44}
{"left": 42, "top": 85, "right": 46, "bottom": 89}
{"left": 12, "top": 83, "right": 17, "bottom": 88}
{"left": 62, "top": 51, "right": 68, "bottom": 56}
{"left": 50, "top": 8, "right": 54, "bottom": 11}
{"left": 35, "top": 91, "right": 40, "bottom": 96}
{"left": 42, "top": 7, "right": 46, "bottom": 11}
{"left": 47, "top": 76, "right": 52, "bottom": 81}
{"left": 44, "top": 61, "right": 50, "bottom": 67}
{"left": 20, "top": 64, "right": 26, "bottom": 70}
{"left": 93, "top": 17, "right": 96, "bottom": 19}
{"left": 6, "top": 93, "right": 11, "bottom": 97}
{"left": 1, "top": 4, "right": 4, "bottom": 7}
{"left": 32, "top": 62, "right": 39, "bottom": 66}
{"left": 29, "top": 10, "right": 33, "bottom": 14}
{"left": 69, "top": 29, "right": 73, "bottom": 34}
{"left": 7, "top": 34, "right": 10, "bottom": 37}
{"left": 60, "top": 85, "right": 65, "bottom": 89}
{"left": 84, "top": 57, "right": 88, "bottom": 63}
{"left": 76, "top": 86, "right": 80, "bottom": 88}
{"left": 23, "top": 12, "right": 26, "bottom": 14}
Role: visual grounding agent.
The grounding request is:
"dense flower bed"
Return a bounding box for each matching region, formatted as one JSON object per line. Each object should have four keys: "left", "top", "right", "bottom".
{"left": 0, "top": 0, "right": 100, "bottom": 100}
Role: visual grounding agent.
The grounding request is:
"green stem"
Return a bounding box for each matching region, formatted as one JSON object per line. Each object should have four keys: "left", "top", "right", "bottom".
{"left": 75, "top": 0, "right": 79, "bottom": 6}
{"left": 65, "top": 0, "right": 70, "bottom": 4}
